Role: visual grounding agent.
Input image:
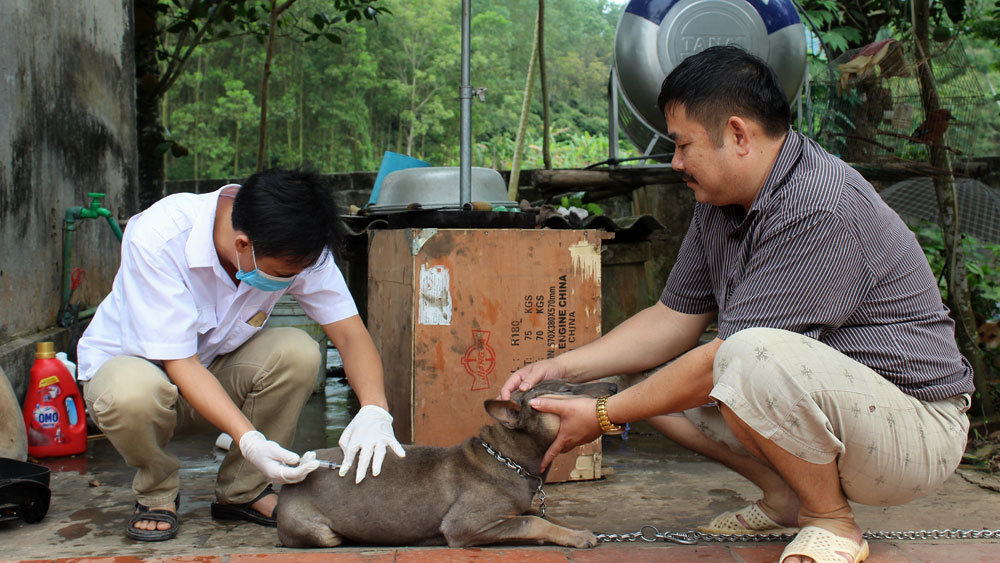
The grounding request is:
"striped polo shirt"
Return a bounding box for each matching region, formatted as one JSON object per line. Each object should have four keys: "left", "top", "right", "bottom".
{"left": 661, "top": 130, "right": 974, "bottom": 402}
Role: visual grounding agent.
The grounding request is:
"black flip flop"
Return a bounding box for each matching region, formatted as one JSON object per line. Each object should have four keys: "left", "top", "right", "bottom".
{"left": 125, "top": 496, "right": 179, "bottom": 542}
{"left": 210, "top": 484, "right": 278, "bottom": 527}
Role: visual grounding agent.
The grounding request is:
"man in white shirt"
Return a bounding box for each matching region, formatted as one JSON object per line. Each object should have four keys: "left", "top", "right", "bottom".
{"left": 78, "top": 168, "right": 403, "bottom": 541}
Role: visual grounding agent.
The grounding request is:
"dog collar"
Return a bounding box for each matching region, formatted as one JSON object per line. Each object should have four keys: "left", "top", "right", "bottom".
{"left": 479, "top": 439, "right": 547, "bottom": 518}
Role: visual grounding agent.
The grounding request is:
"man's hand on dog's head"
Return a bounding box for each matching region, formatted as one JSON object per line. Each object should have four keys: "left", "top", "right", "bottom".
{"left": 528, "top": 396, "right": 602, "bottom": 471}
{"left": 500, "top": 359, "right": 567, "bottom": 400}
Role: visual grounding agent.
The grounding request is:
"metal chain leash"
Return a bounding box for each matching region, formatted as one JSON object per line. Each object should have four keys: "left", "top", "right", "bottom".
{"left": 862, "top": 529, "right": 1000, "bottom": 541}
{"left": 475, "top": 442, "right": 1000, "bottom": 545}
{"left": 595, "top": 526, "right": 1000, "bottom": 544}
{"left": 479, "top": 440, "right": 547, "bottom": 518}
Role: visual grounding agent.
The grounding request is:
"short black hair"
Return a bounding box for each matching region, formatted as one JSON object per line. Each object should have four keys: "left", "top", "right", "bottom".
{"left": 657, "top": 45, "right": 791, "bottom": 143}
{"left": 231, "top": 168, "right": 346, "bottom": 267}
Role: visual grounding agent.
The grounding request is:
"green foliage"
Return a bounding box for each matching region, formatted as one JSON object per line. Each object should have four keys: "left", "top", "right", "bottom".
{"left": 152, "top": 0, "right": 385, "bottom": 73}
{"left": 797, "top": 0, "right": 894, "bottom": 58}
{"left": 471, "top": 130, "right": 636, "bottom": 172}
{"left": 910, "top": 220, "right": 1000, "bottom": 320}
{"left": 150, "top": 0, "right": 1000, "bottom": 183}
{"left": 160, "top": 0, "right": 628, "bottom": 180}
{"left": 910, "top": 219, "right": 1000, "bottom": 409}
{"left": 559, "top": 194, "right": 604, "bottom": 216}
{"left": 795, "top": 0, "right": 1000, "bottom": 162}
{"left": 970, "top": 0, "right": 1000, "bottom": 51}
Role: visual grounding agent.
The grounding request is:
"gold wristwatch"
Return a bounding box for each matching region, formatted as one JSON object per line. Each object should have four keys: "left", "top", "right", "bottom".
{"left": 596, "top": 395, "right": 625, "bottom": 435}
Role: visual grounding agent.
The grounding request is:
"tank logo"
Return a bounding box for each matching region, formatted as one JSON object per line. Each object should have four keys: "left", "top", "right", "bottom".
{"left": 461, "top": 330, "right": 496, "bottom": 391}
{"left": 681, "top": 35, "right": 746, "bottom": 55}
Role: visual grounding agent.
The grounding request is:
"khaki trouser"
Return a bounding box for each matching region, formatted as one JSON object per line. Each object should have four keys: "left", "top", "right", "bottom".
{"left": 684, "top": 327, "right": 971, "bottom": 507}
{"left": 83, "top": 327, "right": 321, "bottom": 508}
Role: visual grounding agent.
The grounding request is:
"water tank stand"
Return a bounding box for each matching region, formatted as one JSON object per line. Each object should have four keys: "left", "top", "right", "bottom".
{"left": 605, "top": 67, "right": 673, "bottom": 170}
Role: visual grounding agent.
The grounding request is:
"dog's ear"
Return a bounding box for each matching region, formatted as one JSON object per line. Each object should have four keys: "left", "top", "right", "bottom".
{"left": 484, "top": 399, "right": 521, "bottom": 428}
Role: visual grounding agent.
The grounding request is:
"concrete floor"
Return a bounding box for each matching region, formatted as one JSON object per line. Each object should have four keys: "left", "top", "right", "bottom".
{"left": 2, "top": 377, "right": 1000, "bottom": 562}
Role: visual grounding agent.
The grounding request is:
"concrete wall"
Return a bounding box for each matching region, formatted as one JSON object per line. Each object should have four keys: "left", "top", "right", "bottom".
{"left": 0, "top": 1, "right": 136, "bottom": 398}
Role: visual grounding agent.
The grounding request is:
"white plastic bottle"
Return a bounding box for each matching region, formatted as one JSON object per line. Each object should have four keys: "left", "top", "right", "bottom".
{"left": 56, "top": 351, "right": 77, "bottom": 381}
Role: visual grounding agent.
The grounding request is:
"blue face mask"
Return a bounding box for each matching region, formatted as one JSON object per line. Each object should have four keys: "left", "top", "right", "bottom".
{"left": 235, "top": 244, "right": 296, "bottom": 292}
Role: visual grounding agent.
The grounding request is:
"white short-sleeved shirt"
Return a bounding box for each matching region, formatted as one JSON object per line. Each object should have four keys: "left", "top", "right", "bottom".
{"left": 77, "top": 185, "right": 359, "bottom": 382}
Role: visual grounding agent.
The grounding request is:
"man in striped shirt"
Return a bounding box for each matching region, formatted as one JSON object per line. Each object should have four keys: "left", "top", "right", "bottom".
{"left": 501, "top": 46, "right": 973, "bottom": 563}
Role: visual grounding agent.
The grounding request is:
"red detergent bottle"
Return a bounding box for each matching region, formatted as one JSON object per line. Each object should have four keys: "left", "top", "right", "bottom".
{"left": 22, "top": 342, "right": 87, "bottom": 457}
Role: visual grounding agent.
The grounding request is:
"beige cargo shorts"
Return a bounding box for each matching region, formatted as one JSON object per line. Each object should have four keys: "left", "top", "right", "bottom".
{"left": 684, "top": 327, "right": 971, "bottom": 507}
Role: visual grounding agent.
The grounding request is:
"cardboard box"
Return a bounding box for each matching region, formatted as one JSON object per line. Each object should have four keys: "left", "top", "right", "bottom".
{"left": 367, "top": 228, "right": 604, "bottom": 482}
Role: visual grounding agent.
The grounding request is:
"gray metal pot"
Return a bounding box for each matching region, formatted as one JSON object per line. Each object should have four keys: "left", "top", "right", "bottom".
{"left": 368, "top": 166, "right": 517, "bottom": 213}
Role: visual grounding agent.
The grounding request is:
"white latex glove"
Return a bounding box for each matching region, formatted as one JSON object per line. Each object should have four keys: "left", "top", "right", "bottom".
{"left": 239, "top": 430, "right": 319, "bottom": 484}
{"left": 338, "top": 405, "right": 406, "bottom": 484}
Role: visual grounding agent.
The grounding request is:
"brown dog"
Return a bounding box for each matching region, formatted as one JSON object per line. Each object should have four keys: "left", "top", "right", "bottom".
{"left": 276, "top": 379, "right": 615, "bottom": 548}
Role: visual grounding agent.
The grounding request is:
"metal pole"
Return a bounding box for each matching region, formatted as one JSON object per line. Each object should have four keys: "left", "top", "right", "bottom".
{"left": 608, "top": 68, "right": 619, "bottom": 167}
{"left": 459, "top": 0, "right": 472, "bottom": 209}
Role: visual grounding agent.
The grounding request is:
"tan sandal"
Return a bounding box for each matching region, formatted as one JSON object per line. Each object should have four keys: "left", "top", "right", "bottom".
{"left": 698, "top": 502, "right": 799, "bottom": 535}
{"left": 780, "top": 526, "right": 869, "bottom": 563}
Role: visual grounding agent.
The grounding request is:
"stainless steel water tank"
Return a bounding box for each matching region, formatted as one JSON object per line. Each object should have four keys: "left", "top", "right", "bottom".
{"left": 614, "top": 0, "right": 807, "bottom": 155}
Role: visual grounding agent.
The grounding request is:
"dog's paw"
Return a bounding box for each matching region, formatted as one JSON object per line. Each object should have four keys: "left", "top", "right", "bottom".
{"left": 567, "top": 529, "right": 599, "bottom": 548}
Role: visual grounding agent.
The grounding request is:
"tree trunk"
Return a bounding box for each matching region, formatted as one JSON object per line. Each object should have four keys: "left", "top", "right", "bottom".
{"left": 193, "top": 53, "right": 202, "bottom": 184}
{"left": 161, "top": 79, "right": 170, "bottom": 181}
{"left": 237, "top": 35, "right": 245, "bottom": 175}
{"left": 913, "top": 0, "right": 994, "bottom": 416}
{"left": 135, "top": 0, "right": 226, "bottom": 207}
{"left": 234, "top": 122, "right": 241, "bottom": 175}
{"left": 538, "top": 0, "right": 551, "bottom": 170}
{"left": 256, "top": 0, "right": 299, "bottom": 171}
{"left": 258, "top": 1, "right": 279, "bottom": 171}
{"left": 508, "top": 7, "right": 541, "bottom": 201}
{"left": 135, "top": 0, "right": 166, "bottom": 210}
{"left": 406, "top": 72, "right": 417, "bottom": 156}
{"left": 298, "top": 47, "right": 305, "bottom": 166}
{"left": 395, "top": 112, "right": 403, "bottom": 154}
{"left": 285, "top": 60, "right": 293, "bottom": 157}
